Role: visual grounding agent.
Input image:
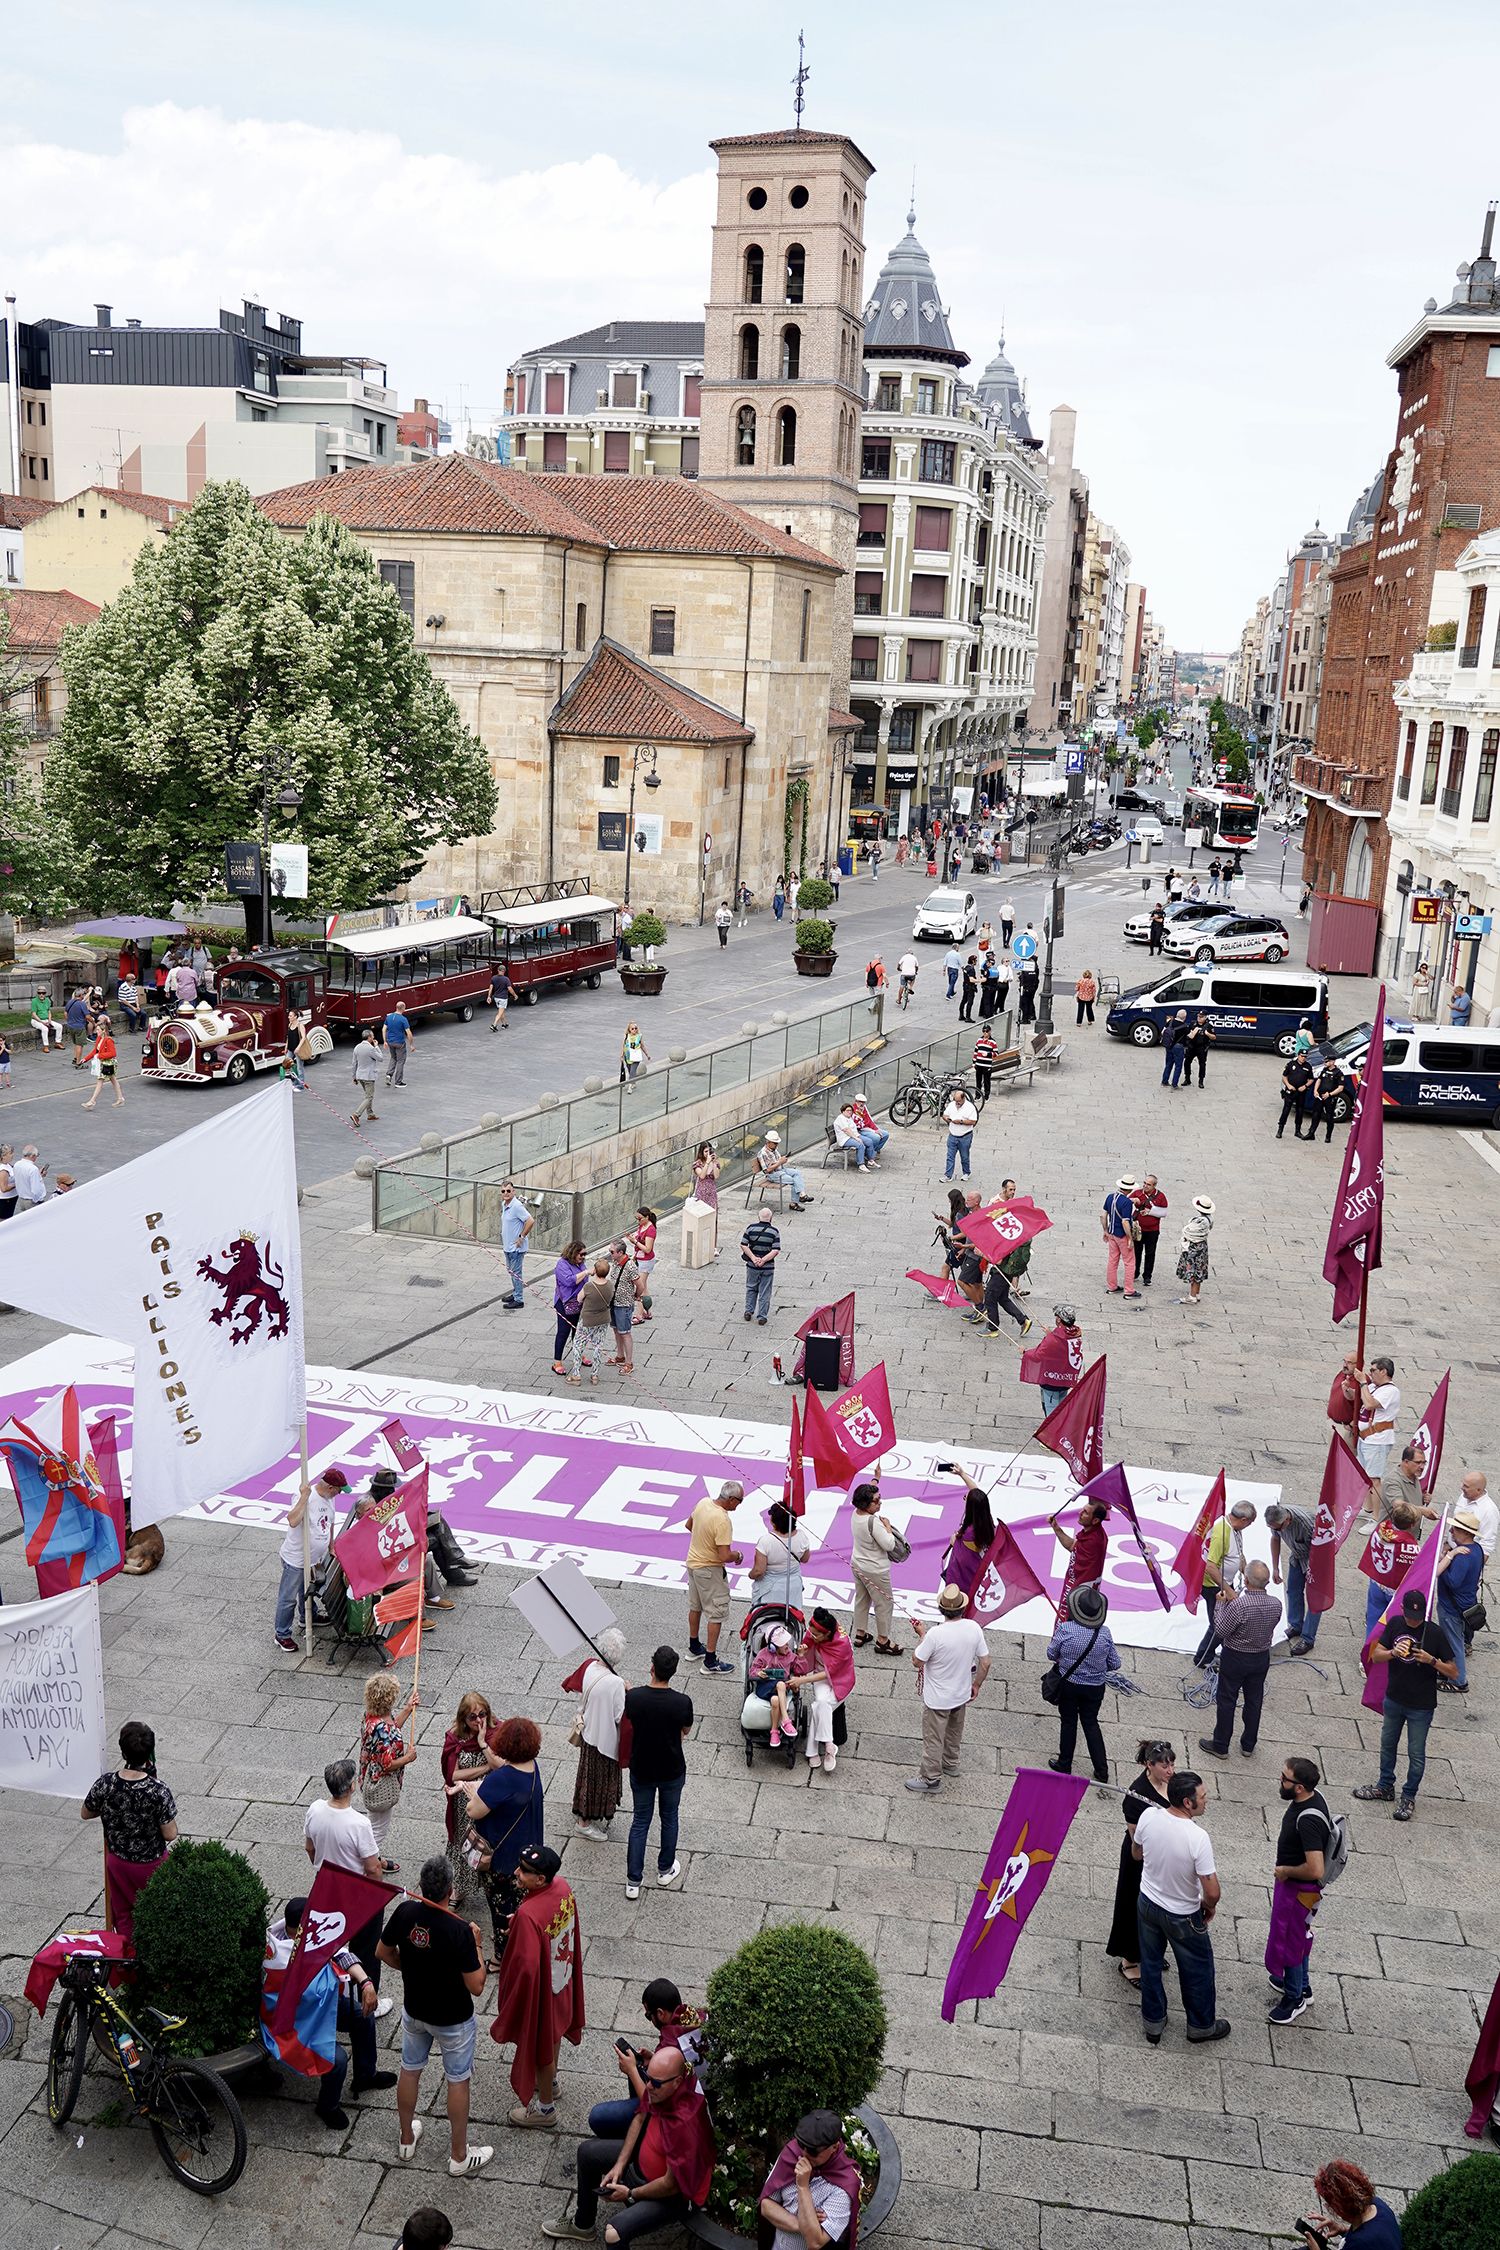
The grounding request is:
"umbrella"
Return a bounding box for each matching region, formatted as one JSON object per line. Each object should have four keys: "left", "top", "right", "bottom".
{"left": 71, "top": 916, "right": 188, "bottom": 939}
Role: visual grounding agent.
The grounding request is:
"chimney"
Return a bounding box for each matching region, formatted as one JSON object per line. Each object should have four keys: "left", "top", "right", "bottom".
{"left": 126, "top": 317, "right": 141, "bottom": 330}
{"left": 95, "top": 302, "right": 112, "bottom": 327}
{"left": 1482, "top": 201, "right": 1498, "bottom": 263}
{"left": 415, "top": 397, "right": 428, "bottom": 415}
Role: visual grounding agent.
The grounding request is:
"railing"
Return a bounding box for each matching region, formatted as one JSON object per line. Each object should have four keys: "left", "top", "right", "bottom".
{"left": 1440, "top": 787, "right": 1464, "bottom": 817}
{"left": 1460, "top": 644, "right": 1482, "bottom": 668}
{"left": 372, "top": 994, "right": 888, "bottom": 1236}
{"left": 853, "top": 594, "right": 882, "bottom": 615}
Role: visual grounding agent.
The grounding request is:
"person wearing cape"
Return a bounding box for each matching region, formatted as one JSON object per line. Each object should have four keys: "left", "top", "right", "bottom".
{"left": 1465, "top": 1966, "right": 1500, "bottom": 2140}
{"left": 542, "top": 2046, "right": 716, "bottom": 2242}
{"left": 760, "top": 2107, "right": 864, "bottom": 2250}
{"left": 491, "top": 1844, "right": 586, "bottom": 2126}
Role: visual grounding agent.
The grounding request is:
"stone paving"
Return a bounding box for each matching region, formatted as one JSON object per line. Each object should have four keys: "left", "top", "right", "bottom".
{"left": 1, "top": 849, "right": 1498, "bottom": 2249}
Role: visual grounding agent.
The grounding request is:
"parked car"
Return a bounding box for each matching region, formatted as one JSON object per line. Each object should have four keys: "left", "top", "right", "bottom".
{"left": 1162, "top": 911, "right": 1291, "bottom": 965}
{"left": 1122, "top": 898, "right": 1225, "bottom": 944}
{"left": 1130, "top": 816, "right": 1166, "bottom": 846}
{"left": 912, "top": 887, "right": 979, "bottom": 941}
{"left": 1113, "top": 789, "right": 1164, "bottom": 815}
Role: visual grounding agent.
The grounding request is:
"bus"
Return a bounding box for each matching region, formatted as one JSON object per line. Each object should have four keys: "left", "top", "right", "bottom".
{"left": 482, "top": 894, "right": 618, "bottom": 1004}
{"left": 141, "top": 915, "right": 496, "bottom": 1085}
{"left": 1183, "top": 786, "right": 1261, "bottom": 854}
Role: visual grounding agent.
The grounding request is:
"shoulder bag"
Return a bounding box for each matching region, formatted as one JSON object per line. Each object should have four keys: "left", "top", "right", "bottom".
{"left": 359, "top": 1721, "right": 404, "bottom": 1814}
{"left": 1040, "top": 1622, "right": 1103, "bottom": 1706}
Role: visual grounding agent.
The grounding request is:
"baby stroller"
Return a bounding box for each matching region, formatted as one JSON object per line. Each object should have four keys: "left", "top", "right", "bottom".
{"left": 738, "top": 1600, "right": 806, "bottom": 1768}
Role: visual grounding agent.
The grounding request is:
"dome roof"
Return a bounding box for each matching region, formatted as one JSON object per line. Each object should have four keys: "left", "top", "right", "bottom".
{"left": 974, "top": 336, "right": 1034, "bottom": 444}
{"left": 1346, "top": 469, "right": 1382, "bottom": 540}
{"left": 862, "top": 210, "right": 968, "bottom": 365}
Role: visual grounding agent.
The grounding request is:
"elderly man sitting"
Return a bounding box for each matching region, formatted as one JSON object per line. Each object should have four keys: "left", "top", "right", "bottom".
{"left": 754, "top": 1129, "right": 813, "bottom": 1212}
{"left": 541, "top": 2045, "right": 716, "bottom": 2243}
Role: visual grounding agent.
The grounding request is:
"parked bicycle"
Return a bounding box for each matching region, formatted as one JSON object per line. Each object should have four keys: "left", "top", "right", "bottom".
{"left": 46, "top": 1950, "right": 247, "bottom": 2196}
{"left": 889, "top": 1061, "right": 984, "bottom": 1124}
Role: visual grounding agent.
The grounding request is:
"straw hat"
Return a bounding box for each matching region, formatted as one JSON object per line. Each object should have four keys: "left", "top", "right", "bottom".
{"left": 1116, "top": 1175, "right": 1139, "bottom": 1192}
{"left": 1453, "top": 1507, "right": 1482, "bottom": 1536}
{"left": 1193, "top": 1195, "right": 1216, "bottom": 1215}
{"left": 937, "top": 1583, "right": 969, "bottom": 1615}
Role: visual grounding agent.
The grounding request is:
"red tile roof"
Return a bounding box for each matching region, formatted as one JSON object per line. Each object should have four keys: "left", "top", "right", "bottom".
{"left": 0, "top": 587, "right": 101, "bottom": 647}
{"left": 828, "top": 706, "right": 862, "bottom": 732}
{"left": 0, "top": 494, "right": 52, "bottom": 529}
{"left": 551, "top": 638, "right": 753, "bottom": 746}
{"left": 54, "top": 486, "right": 183, "bottom": 525}
{"left": 257, "top": 453, "right": 838, "bottom": 568}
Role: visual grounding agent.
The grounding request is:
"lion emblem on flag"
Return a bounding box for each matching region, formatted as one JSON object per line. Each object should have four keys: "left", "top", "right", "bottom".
{"left": 196, "top": 1232, "right": 291, "bottom": 1345}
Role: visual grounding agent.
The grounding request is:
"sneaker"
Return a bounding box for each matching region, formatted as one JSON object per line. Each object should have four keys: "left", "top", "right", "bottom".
{"left": 1268, "top": 1993, "right": 1311, "bottom": 2025}
{"left": 317, "top": 2104, "right": 351, "bottom": 2130}
{"left": 703, "top": 1654, "right": 734, "bottom": 1675}
{"left": 1143, "top": 2025, "right": 1164, "bottom": 2046}
{"left": 374, "top": 1996, "right": 393, "bottom": 2020}
{"left": 658, "top": 1861, "right": 683, "bottom": 1888}
{"left": 1284, "top": 1636, "right": 1310, "bottom": 1656}
{"left": 1197, "top": 1737, "right": 1229, "bottom": 1760}
{"left": 351, "top": 2070, "right": 399, "bottom": 2095}
{"left": 822, "top": 1747, "right": 837, "bottom": 1773}
{"left": 451, "top": 2145, "right": 496, "bottom": 2172}
{"left": 1352, "top": 1782, "right": 1394, "bottom": 1802}
{"left": 904, "top": 1776, "right": 940, "bottom": 1793}
{"left": 398, "top": 2118, "right": 423, "bottom": 2161}
{"left": 541, "top": 2219, "right": 596, "bottom": 2242}
{"left": 573, "top": 1821, "right": 610, "bottom": 1842}
{"left": 625, "top": 1882, "right": 641, "bottom": 1900}
{"left": 508, "top": 2104, "right": 557, "bottom": 2131}
{"left": 688, "top": 1638, "right": 705, "bottom": 1657}
{"left": 275, "top": 1635, "right": 299, "bottom": 1652}
{"left": 769, "top": 1726, "right": 782, "bottom": 1747}
{"left": 1186, "top": 2020, "right": 1232, "bottom": 2043}
{"left": 1393, "top": 1797, "right": 1416, "bottom": 1822}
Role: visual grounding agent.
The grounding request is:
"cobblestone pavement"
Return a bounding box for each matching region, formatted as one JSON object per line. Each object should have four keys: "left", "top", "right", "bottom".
{"left": 1, "top": 841, "right": 1498, "bottom": 2249}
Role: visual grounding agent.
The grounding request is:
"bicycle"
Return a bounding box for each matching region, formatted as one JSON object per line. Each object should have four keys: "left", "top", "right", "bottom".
{"left": 896, "top": 974, "right": 917, "bottom": 1011}
{"left": 47, "top": 1951, "right": 247, "bottom": 2196}
{"left": 889, "top": 1061, "right": 964, "bottom": 1127}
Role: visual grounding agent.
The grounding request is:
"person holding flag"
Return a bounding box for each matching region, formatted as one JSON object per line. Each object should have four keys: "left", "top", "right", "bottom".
{"left": 1352, "top": 1586, "right": 1458, "bottom": 1820}
{"left": 260, "top": 1892, "right": 396, "bottom": 2129}
{"left": 1193, "top": 1499, "right": 1258, "bottom": 1669}
{"left": 275, "top": 1467, "right": 349, "bottom": 1653}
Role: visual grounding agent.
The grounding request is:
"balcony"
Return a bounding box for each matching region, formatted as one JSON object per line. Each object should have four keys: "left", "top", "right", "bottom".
{"left": 1440, "top": 787, "right": 1464, "bottom": 817}
{"left": 853, "top": 594, "right": 882, "bottom": 616}
{"left": 1291, "top": 752, "right": 1385, "bottom": 816}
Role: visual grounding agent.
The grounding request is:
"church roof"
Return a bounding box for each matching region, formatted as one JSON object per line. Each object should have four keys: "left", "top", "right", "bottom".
{"left": 550, "top": 637, "right": 753, "bottom": 745}
{"left": 862, "top": 212, "right": 967, "bottom": 366}
{"left": 974, "top": 337, "right": 1034, "bottom": 445}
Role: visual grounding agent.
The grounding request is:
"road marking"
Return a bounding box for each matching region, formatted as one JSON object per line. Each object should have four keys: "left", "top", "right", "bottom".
{"left": 1459, "top": 1129, "right": 1500, "bottom": 1183}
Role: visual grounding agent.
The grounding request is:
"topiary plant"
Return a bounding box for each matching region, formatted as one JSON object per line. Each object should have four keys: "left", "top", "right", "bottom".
{"left": 624, "top": 909, "right": 667, "bottom": 951}
{"left": 131, "top": 1839, "right": 270, "bottom": 2057}
{"left": 793, "top": 917, "right": 836, "bottom": 956}
{"left": 795, "top": 877, "right": 835, "bottom": 916}
{"left": 1401, "top": 2151, "right": 1500, "bottom": 2250}
{"left": 699, "top": 1921, "right": 886, "bottom": 2157}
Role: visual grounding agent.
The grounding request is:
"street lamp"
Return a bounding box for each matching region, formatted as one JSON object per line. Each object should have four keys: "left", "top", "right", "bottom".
{"left": 257, "top": 753, "right": 303, "bottom": 948}
{"left": 623, "top": 742, "right": 660, "bottom": 911}
{"left": 1035, "top": 826, "right": 1069, "bottom": 1035}
{"left": 821, "top": 735, "right": 849, "bottom": 875}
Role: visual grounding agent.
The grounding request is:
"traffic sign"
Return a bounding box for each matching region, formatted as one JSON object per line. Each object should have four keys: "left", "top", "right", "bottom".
{"left": 1064, "top": 748, "right": 1085, "bottom": 776}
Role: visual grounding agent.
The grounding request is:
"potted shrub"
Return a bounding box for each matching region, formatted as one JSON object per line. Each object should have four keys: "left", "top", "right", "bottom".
{"left": 619, "top": 908, "right": 668, "bottom": 996}
{"left": 131, "top": 1839, "right": 270, "bottom": 2076}
{"left": 1401, "top": 2151, "right": 1500, "bottom": 2249}
{"left": 794, "top": 876, "right": 835, "bottom": 922}
{"left": 792, "top": 916, "right": 838, "bottom": 978}
{"left": 690, "top": 1921, "right": 899, "bottom": 2245}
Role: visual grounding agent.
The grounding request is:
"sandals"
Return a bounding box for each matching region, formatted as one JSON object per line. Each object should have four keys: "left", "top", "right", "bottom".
{"left": 1117, "top": 1960, "right": 1141, "bottom": 1986}
{"left": 875, "top": 1639, "right": 907, "bottom": 1656}
{"left": 853, "top": 1632, "right": 873, "bottom": 1648}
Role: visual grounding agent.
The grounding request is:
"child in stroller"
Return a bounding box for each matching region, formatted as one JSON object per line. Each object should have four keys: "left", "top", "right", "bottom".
{"left": 739, "top": 1602, "right": 806, "bottom": 1767}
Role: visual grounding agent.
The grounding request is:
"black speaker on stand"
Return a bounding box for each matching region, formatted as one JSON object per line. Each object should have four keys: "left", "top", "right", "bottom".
{"left": 803, "top": 1332, "right": 841, "bottom": 1392}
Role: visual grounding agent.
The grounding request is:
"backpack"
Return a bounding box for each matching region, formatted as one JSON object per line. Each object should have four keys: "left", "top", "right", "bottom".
{"left": 1321, "top": 1809, "right": 1351, "bottom": 1887}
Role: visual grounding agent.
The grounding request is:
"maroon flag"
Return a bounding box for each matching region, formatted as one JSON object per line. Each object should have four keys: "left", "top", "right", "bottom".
{"left": 1171, "top": 1471, "right": 1227, "bottom": 1614}
{"left": 1033, "top": 1356, "right": 1107, "bottom": 1486}
{"left": 940, "top": 1768, "right": 1090, "bottom": 2019}
{"left": 967, "top": 1517, "right": 1047, "bottom": 1626}
{"left": 791, "top": 1292, "right": 855, "bottom": 1384}
{"left": 801, "top": 1382, "right": 853, "bottom": 1489}
{"left": 332, "top": 1467, "right": 429, "bottom": 1598}
{"left": 272, "top": 1861, "right": 396, "bottom": 2037}
{"left": 1411, "top": 1371, "right": 1450, "bottom": 1496}
{"left": 1307, "top": 1434, "right": 1372, "bottom": 1614}
{"left": 905, "top": 1267, "right": 966, "bottom": 1309}
{"left": 1323, "top": 986, "right": 1386, "bottom": 1324}
{"left": 959, "top": 1199, "right": 1053, "bottom": 1263}
{"left": 1357, "top": 1513, "right": 1422, "bottom": 1594}
{"left": 1108, "top": 1470, "right": 1174, "bottom": 1613}
{"left": 381, "top": 1417, "right": 424, "bottom": 1474}
{"left": 782, "top": 1394, "right": 806, "bottom": 1521}
{"left": 1361, "top": 1507, "right": 1447, "bottom": 1712}
{"left": 828, "top": 1364, "right": 896, "bottom": 1474}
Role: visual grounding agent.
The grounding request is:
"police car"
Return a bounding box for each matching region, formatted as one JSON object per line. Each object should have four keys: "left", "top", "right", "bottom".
{"left": 1161, "top": 911, "right": 1291, "bottom": 965}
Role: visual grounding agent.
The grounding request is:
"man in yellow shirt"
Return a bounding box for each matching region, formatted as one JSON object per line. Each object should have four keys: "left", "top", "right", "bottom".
{"left": 1193, "top": 1498, "right": 1258, "bottom": 1670}
{"left": 685, "top": 1482, "right": 745, "bottom": 1676}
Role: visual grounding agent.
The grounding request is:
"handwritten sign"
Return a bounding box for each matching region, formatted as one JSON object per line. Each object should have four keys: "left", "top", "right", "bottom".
{"left": 0, "top": 1583, "right": 105, "bottom": 1798}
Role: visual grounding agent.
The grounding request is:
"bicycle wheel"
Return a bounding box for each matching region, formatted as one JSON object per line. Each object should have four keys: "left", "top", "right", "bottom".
{"left": 148, "top": 2059, "right": 247, "bottom": 2196}
{"left": 47, "top": 1992, "right": 88, "bottom": 2126}
{"left": 889, "top": 1085, "right": 926, "bottom": 1127}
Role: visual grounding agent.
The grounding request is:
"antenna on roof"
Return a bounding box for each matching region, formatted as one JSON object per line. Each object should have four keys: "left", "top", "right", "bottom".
{"left": 908, "top": 170, "right": 917, "bottom": 232}
{"left": 792, "top": 29, "right": 809, "bottom": 126}
{"left": 1481, "top": 200, "right": 1498, "bottom": 263}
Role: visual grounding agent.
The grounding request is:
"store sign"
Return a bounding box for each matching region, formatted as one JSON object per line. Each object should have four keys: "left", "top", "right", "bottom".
{"left": 1410, "top": 895, "right": 1441, "bottom": 923}
{"left": 1455, "top": 912, "right": 1493, "bottom": 939}
{"left": 224, "top": 840, "right": 261, "bottom": 897}
{"left": 884, "top": 766, "right": 918, "bottom": 788}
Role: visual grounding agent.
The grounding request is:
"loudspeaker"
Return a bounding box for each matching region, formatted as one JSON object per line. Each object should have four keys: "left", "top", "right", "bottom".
{"left": 803, "top": 1332, "right": 841, "bottom": 1392}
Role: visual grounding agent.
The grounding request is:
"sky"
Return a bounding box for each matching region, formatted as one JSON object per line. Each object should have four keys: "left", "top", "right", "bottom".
{"left": 7, "top": 0, "right": 1500, "bottom": 648}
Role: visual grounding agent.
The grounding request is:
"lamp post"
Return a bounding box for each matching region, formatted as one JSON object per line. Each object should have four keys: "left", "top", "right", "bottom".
{"left": 623, "top": 742, "right": 660, "bottom": 912}
{"left": 1035, "top": 826, "right": 1069, "bottom": 1036}
{"left": 821, "top": 736, "right": 849, "bottom": 875}
{"left": 257, "top": 752, "right": 303, "bottom": 948}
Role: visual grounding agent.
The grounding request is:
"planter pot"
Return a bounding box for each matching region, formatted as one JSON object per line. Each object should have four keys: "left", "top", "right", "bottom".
{"left": 200, "top": 2034, "right": 276, "bottom": 2088}
{"left": 688, "top": 2106, "right": 901, "bottom": 2246}
{"left": 618, "top": 965, "right": 668, "bottom": 996}
{"left": 792, "top": 951, "right": 837, "bottom": 978}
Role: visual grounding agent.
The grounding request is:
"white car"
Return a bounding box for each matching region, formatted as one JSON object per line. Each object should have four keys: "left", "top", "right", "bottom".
{"left": 1162, "top": 911, "right": 1291, "bottom": 964}
{"left": 912, "top": 887, "right": 978, "bottom": 941}
{"left": 1130, "top": 816, "right": 1166, "bottom": 846}
{"left": 1121, "top": 899, "right": 1225, "bottom": 945}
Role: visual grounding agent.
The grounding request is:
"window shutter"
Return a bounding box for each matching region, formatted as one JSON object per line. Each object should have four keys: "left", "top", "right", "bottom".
{"left": 545, "top": 371, "right": 565, "bottom": 414}
{"left": 683, "top": 374, "right": 702, "bottom": 416}
{"left": 603, "top": 431, "right": 630, "bottom": 472}
{"left": 914, "top": 508, "right": 951, "bottom": 551}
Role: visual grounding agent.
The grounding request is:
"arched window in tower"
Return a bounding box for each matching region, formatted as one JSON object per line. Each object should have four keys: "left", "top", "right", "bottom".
{"left": 739, "top": 324, "right": 760, "bottom": 380}
{"left": 777, "top": 405, "right": 797, "bottom": 466}
{"left": 743, "top": 245, "right": 764, "bottom": 304}
{"left": 840, "top": 250, "right": 850, "bottom": 308}
{"left": 735, "top": 404, "right": 757, "bottom": 466}
{"left": 780, "top": 324, "right": 801, "bottom": 381}
{"left": 784, "top": 244, "right": 805, "bottom": 304}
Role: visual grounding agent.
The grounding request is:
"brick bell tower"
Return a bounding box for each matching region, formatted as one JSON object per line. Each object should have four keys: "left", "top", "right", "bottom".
{"left": 699, "top": 126, "right": 874, "bottom": 705}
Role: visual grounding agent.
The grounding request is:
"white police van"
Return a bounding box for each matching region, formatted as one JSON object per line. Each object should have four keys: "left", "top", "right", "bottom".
{"left": 1105, "top": 965, "right": 1329, "bottom": 1055}
{"left": 1380, "top": 1024, "right": 1500, "bottom": 1126}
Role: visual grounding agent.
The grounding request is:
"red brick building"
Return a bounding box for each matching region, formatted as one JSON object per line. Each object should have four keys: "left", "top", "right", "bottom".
{"left": 1299, "top": 209, "right": 1500, "bottom": 947}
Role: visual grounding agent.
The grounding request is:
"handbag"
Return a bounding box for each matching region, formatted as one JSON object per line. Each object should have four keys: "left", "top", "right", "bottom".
{"left": 361, "top": 1766, "right": 402, "bottom": 1814}
{"left": 885, "top": 1523, "right": 913, "bottom": 1564}
{"left": 1039, "top": 1622, "right": 1103, "bottom": 1706}
{"left": 567, "top": 1710, "right": 585, "bottom": 1750}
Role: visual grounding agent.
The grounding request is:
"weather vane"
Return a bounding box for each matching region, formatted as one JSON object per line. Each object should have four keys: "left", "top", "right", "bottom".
{"left": 793, "top": 30, "right": 809, "bottom": 127}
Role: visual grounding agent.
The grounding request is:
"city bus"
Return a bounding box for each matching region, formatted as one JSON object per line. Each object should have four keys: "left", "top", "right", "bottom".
{"left": 1183, "top": 786, "right": 1261, "bottom": 854}
{"left": 141, "top": 915, "right": 496, "bottom": 1085}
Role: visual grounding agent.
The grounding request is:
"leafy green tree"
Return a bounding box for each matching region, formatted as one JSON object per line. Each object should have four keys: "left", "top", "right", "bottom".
{"left": 0, "top": 606, "right": 78, "bottom": 916}
{"left": 50, "top": 482, "right": 496, "bottom": 938}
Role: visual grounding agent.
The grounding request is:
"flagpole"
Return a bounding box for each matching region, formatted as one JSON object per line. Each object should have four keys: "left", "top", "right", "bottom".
{"left": 299, "top": 1420, "right": 313, "bottom": 1662}
{"left": 1355, "top": 1261, "right": 1370, "bottom": 1367}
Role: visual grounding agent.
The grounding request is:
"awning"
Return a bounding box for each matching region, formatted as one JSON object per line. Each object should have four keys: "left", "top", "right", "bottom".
{"left": 327, "top": 915, "right": 491, "bottom": 956}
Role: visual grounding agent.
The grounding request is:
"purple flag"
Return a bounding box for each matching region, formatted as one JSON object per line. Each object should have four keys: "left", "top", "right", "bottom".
{"left": 1104, "top": 1466, "right": 1175, "bottom": 1613}
{"left": 940, "top": 1768, "right": 1090, "bottom": 2020}
{"left": 1323, "top": 986, "right": 1385, "bottom": 1324}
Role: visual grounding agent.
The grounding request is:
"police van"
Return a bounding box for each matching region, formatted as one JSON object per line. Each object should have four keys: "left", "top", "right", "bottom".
{"left": 1380, "top": 1024, "right": 1500, "bottom": 1126}
{"left": 1105, "top": 965, "right": 1329, "bottom": 1055}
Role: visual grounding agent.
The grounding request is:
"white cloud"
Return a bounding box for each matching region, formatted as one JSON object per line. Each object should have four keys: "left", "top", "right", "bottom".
{"left": 8, "top": 103, "right": 715, "bottom": 421}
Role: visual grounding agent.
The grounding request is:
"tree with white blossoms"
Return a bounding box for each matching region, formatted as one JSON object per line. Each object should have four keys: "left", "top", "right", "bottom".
{"left": 49, "top": 481, "right": 496, "bottom": 938}
{"left": 0, "top": 604, "right": 79, "bottom": 917}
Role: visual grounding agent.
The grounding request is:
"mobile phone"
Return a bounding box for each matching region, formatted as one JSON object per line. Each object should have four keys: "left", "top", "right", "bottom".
{"left": 614, "top": 2036, "right": 634, "bottom": 2055}
{"left": 937, "top": 1459, "right": 961, "bottom": 1474}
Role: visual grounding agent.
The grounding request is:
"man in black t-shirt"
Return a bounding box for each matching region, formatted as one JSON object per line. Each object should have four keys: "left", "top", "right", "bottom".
{"left": 1267, "top": 1755, "right": 1333, "bottom": 2024}
{"left": 1352, "top": 1588, "right": 1458, "bottom": 1820}
{"left": 623, "top": 1646, "right": 695, "bottom": 1903}
{"left": 377, "top": 1855, "right": 492, "bottom": 2175}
